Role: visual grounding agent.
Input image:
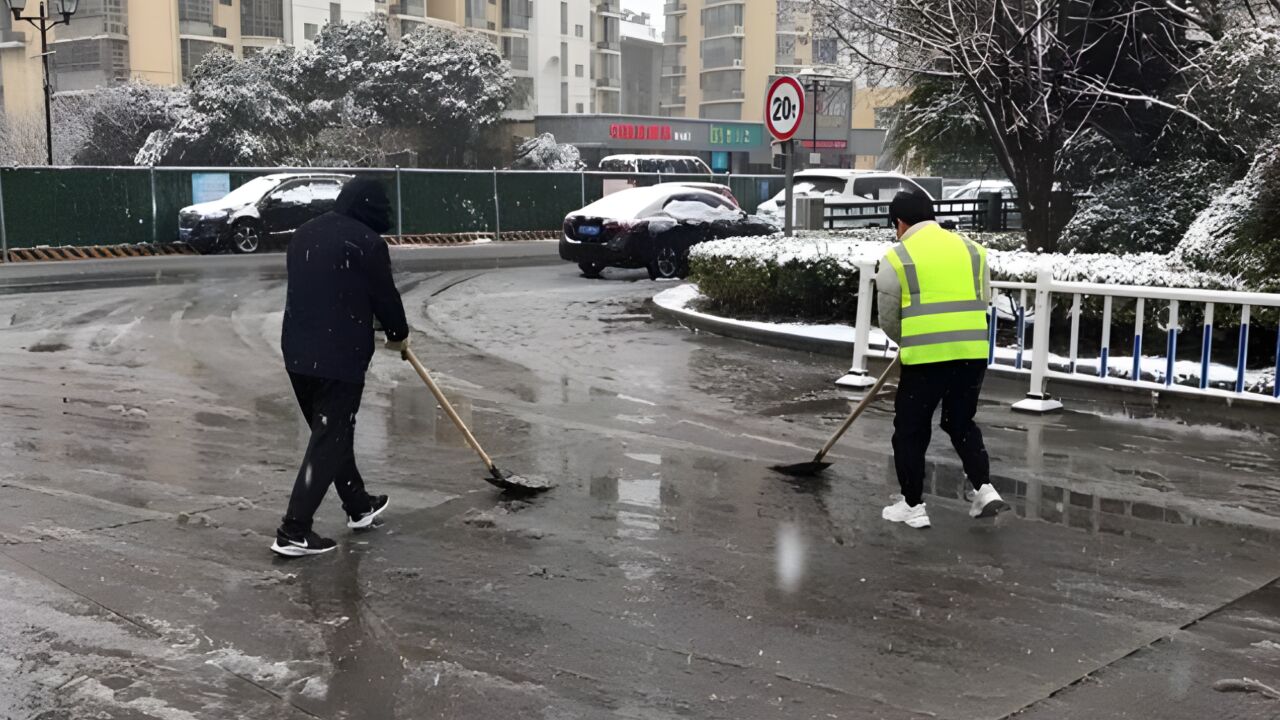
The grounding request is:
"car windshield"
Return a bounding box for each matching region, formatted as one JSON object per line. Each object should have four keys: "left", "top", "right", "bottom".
{"left": 221, "top": 176, "right": 286, "bottom": 206}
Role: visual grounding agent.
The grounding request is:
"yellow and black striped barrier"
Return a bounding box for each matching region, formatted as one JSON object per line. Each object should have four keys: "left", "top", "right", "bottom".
{"left": 1, "top": 231, "right": 558, "bottom": 263}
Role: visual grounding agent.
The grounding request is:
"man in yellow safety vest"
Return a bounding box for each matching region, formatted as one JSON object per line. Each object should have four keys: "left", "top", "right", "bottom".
{"left": 875, "top": 191, "right": 1010, "bottom": 529}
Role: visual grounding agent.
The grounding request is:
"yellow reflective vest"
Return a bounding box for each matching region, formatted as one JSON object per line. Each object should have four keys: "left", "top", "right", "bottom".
{"left": 881, "top": 223, "right": 990, "bottom": 365}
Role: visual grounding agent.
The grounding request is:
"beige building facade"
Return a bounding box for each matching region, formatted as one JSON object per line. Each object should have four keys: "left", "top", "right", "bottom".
{"left": 658, "top": 0, "right": 904, "bottom": 167}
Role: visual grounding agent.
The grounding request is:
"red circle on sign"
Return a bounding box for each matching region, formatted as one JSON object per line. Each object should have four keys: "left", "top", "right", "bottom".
{"left": 765, "top": 76, "right": 805, "bottom": 141}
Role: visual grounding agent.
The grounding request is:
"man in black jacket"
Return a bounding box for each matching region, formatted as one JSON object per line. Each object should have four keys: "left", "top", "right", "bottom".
{"left": 272, "top": 177, "right": 409, "bottom": 558}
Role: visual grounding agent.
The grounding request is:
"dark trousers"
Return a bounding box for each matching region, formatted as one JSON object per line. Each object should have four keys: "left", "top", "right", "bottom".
{"left": 282, "top": 372, "right": 374, "bottom": 536}
{"left": 892, "top": 359, "right": 990, "bottom": 507}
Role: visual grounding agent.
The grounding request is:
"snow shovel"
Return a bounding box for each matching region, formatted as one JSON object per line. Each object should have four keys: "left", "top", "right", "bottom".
{"left": 771, "top": 356, "right": 901, "bottom": 477}
{"left": 402, "top": 348, "right": 552, "bottom": 494}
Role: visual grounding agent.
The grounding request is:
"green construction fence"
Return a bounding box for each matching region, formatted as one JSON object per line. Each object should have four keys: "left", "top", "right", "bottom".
{"left": 0, "top": 166, "right": 786, "bottom": 250}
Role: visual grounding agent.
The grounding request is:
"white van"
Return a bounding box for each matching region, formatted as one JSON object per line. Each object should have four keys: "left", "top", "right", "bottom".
{"left": 756, "top": 170, "right": 933, "bottom": 225}
{"left": 599, "top": 154, "right": 713, "bottom": 174}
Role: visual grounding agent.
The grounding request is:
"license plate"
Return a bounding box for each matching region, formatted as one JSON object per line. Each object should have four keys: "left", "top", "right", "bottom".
{"left": 578, "top": 225, "right": 601, "bottom": 237}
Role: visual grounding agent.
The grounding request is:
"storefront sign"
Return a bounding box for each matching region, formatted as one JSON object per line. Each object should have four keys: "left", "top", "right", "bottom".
{"left": 709, "top": 125, "right": 758, "bottom": 148}
{"left": 800, "top": 139, "right": 849, "bottom": 150}
{"left": 609, "top": 123, "right": 691, "bottom": 143}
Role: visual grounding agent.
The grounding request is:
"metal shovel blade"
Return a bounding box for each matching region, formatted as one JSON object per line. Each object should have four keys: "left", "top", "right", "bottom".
{"left": 486, "top": 467, "right": 554, "bottom": 494}
{"left": 770, "top": 459, "right": 833, "bottom": 477}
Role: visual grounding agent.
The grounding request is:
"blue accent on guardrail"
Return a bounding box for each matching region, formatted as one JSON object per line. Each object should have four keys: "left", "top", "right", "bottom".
{"left": 1132, "top": 335, "right": 1142, "bottom": 381}
{"left": 1235, "top": 324, "right": 1249, "bottom": 393}
{"left": 1200, "top": 324, "right": 1212, "bottom": 390}
{"left": 1100, "top": 347, "right": 1109, "bottom": 379}
{"left": 1015, "top": 306, "right": 1025, "bottom": 370}
{"left": 1166, "top": 327, "right": 1179, "bottom": 387}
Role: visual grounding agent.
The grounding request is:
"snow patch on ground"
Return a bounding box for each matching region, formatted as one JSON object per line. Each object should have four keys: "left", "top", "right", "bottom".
{"left": 204, "top": 648, "right": 297, "bottom": 685}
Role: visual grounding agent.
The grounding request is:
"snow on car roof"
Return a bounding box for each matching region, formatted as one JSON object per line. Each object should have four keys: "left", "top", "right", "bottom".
{"left": 601, "top": 154, "right": 706, "bottom": 162}
{"left": 572, "top": 185, "right": 720, "bottom": 219}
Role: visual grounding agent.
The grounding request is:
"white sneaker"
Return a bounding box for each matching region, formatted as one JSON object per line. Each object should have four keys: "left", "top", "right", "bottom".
{"left": 882, "top": 496, "right": 931, "bottom": 529}
{"left": 969, "top": 484, "right": 1011, "bottom": 519}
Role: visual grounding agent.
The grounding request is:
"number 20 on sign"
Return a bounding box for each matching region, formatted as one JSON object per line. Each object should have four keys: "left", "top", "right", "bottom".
{"left": 765, "top": 76, "right": 805, "bottom": 142}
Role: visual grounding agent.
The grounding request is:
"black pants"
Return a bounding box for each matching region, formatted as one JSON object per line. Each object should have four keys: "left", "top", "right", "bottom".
{"left": 282, "top": 372, "right": 374, "bottom": 536}
{"left": 892, "top": 359, "right": 990, "bottom": 507}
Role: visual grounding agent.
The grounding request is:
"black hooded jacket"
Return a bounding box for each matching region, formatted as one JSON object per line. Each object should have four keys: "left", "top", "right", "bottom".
{"left": 281, "top": 178, "right": 409, "bottom": 383}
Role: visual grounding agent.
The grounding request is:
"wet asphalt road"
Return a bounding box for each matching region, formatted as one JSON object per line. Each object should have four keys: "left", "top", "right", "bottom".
{"left": 2, "top": 258, "right": 1279, "bottom": 720}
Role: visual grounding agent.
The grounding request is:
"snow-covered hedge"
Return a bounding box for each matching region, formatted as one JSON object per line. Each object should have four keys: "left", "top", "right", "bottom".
{"left": 1178, "top": 140, "right": 1280, "bottom": 293}
{"left": 688, "top": 229, "right": 1245, "bottom": 325}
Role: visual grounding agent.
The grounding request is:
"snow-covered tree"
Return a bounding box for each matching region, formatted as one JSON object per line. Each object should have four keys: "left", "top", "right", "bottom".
{"left": 132, "top": 19, "right": 512, "bottom": 167}
{"left": 1059, "top": 157, "right": 1231, "bottom": 254}
{"left": 509, "top": 133, "right": 585, "bottom": 170}
{"left": 71, "top": 83, "right": 186, "bottom": 166}
{"left": 812, "top": 0, "right": 1219, "bottom": 251}
{"left": 1178, "top": 139, "right": 1280, "bottom": 291}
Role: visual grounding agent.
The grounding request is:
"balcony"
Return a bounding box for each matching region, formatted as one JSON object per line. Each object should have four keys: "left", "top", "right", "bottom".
{"left": 702, "top": 87, "right": 745, "bottom": 102}
{"left": 661, "top": 96, "right": 687, "bottom": 106}
{"left": 663, "top": 33, "right": 687, "bottom": 44}
{"left": 596, "top": 0, "right": 622, "bottom": 15}
{"left": 664, "top": 1, "right": 687, "bottom": 12}
{"left": 596, "top": 76, "right": 621, "bottom": 89}
{"left": 662, "top": 65, "right": 686, "bottom": 76}
{"left": 596, "top": 40, "right": 620, "bottom": 52}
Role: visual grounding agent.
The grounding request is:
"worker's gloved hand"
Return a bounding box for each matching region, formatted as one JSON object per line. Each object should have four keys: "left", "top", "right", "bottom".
{"left": 385, "top": 335, "right": 410, "bottom": 358}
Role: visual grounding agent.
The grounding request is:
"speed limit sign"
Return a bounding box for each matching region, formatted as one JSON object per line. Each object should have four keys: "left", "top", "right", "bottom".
{"left": 765, "top": 76, "right": 805, "bottom": 142}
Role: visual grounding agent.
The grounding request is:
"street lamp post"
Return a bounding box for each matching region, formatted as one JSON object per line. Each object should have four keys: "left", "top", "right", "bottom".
{"left": 5, "top": 0, "right": 79, "bottom": 166}
{"left": 801, "top": 71, "right": 829, "bottom": 169}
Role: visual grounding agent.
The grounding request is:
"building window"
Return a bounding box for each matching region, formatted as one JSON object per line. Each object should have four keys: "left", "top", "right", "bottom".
{"left": 330, "top": 2, "right": 341, "bottom": 24}
{"left": 575, "top": 64, "right": 583, "bottom": 77}
{"left": 814, "top": 37, "right": 838, "bottom": 65}
{"left": 699, "top": 103, "right": 741, "bottom": 120}
{"left": 502, "top": 0, "right": 531, "bottom": 30}
{"left": 509, "top": 76, "right": 534, "bottom": 111}
{"left": 465, "top": 0, "right": 487, "bottom": 29}
{"left": 561, "top": 81, "right": 569, "bottom": 113}
{"left": 502, "top": 35, "right": 528, "bottom": 71}
{"left": 700, "top": 37, "right": 742, "bottom": 69}
{"left": 575, "top": 24, "right": 583, "bottom": 37}
{"left": 304, "top": 23, "right": 318, "bottom": 40}
{"left": 401, "top": 0, "right": 425, "bottom": 14}
{"left": 178, "top": 0, "right": 213, "bottom": 35}
{"left": 241, "top": 0, "right": 284, "bottom": 39}
{"left": 179, "top": 0, "right": 212, "bottom": 24}
{"left": 576, "top": 103, "right": 584, "bottom": 113}
{"left": 212, "top": 25, "right": 227, "bottom": 37}
{"left": 560, "top": 2, "right": 568, "bottom": 34}
{"left": 701, "top": 4, "right": 742, "bottom": 38}
{"left": 220, "top": 0, "right": 232, "bottom": 5}
{"left": 180, "top": 38, "right": 221, "bottom": 78}
{"left": 560, "top": 41, "right": 567, "bottom": 76}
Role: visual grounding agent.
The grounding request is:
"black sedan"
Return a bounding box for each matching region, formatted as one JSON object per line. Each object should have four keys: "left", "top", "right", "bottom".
{"left": 178, "top": 173, "right": 351, "bottom": 254}
{"left": 560, "top": 185, "right": 777, "bottom": 280}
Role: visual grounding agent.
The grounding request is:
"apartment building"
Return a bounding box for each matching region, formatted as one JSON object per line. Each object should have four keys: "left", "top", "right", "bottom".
{"left": 620, "top": 9, "right": 660, "bottom": 116}
{"left": 659, "top": 0, "right": 827, "bottom": 121}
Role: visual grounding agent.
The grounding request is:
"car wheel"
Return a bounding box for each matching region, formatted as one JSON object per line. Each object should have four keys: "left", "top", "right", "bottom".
{"left": 648, "top": 243, "right": 685, "bottom": 281}
{"left": 230, "top": 221, "right": 263, "bottom": 254}
{"left": 578, "top": 261, "right": 605, "bottom": 279}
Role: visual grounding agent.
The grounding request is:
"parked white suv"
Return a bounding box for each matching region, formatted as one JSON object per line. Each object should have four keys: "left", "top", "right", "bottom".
{"left": 756, "top": 170, "right": 933, "bottom": 225}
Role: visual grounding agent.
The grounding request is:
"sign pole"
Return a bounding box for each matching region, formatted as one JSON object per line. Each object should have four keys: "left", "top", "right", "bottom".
{"left": 784, "top": 140, "right": 795, "bottom": 237}
{"left": 765, "top": 76, "right": 805, "bottom": 238}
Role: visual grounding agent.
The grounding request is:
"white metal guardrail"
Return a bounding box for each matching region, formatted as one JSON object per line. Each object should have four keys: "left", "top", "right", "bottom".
{"left": 837, "top": 264, "right": 1280, "bottom": 410}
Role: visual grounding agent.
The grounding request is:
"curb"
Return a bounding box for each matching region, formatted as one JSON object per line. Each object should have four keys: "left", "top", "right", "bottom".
{"left": 2, "top": 231, "right": 559, "bottom": 264}
{"left": 649, "top": 291, "right": 857, "bottom": 359}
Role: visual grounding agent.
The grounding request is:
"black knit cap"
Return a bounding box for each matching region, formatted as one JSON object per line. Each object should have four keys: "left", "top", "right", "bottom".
{"left": 888, "top": 190, "right": 936, "bottom": 227}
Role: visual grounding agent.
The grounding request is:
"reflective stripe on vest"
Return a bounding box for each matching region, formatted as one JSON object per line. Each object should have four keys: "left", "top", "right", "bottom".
{"left": 884, "top": 224, "right": 990, "bottom": 365}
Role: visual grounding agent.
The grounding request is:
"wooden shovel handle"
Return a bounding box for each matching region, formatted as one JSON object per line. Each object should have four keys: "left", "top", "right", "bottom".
{"left": 403, "top": 348, "right": 497, "bottom": 471}
{"left": 816, "top": 356, "right": 901, "bottom": 461}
